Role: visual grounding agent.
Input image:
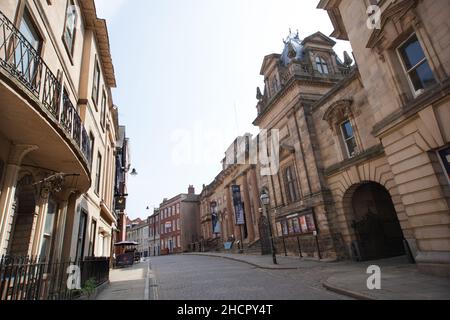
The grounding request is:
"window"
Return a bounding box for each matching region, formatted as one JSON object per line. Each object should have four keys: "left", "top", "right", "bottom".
{"left": 341, "top": 120, "right": 358, "bottom": 158}
{"left": 316, "top": 57, "right": 329, "bottom": 74}
{"left": 95, "top": 153, "right": 102, "bottom": 195}
{"left": 92, "top": 61, "right": 100, "bottom": 106}
{"left": 39, "top": 199, "right": 58, "bottom": 260}
{"left": 437, "top": 146, "right": 450, "bottom": 185}
{"left": 398, "top": 34, "right": 436, "bottom": 95}
{"left": 89, "top": 132, "right": 95, "bottom": 166}
{"left": 284, "top": 166, "right": 300, "bottom": 203}
{"left": 63, "top": 0, "right": 77, "bottom": 55}
{"left": 100, "top": 91, "right": 107, "bottom": 128}
{"left": 75, "top": 210, "right": 87, "bottom": 261}
{"left": 17, "top": 10, "right": 42, "bottom": 85}
{"left": 177, "top": 235, "right": 181, "bottom": 248}
{"left": 88, "top": 219, "right": 97, "bottom": 257}
{"left": 177, "top": 218, "right": 180, "bottom": 231}
{"left": 271, "top": 76, "right": 280, "bottom": 95}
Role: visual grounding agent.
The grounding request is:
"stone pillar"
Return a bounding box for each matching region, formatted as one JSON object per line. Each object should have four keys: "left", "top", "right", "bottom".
{"left": 249, "top": 168, "right": 261, "bottom": 240}
{"left": 0, "top": 144, "right": 38, "bottom": 255}
{"left": 241, "top": 173, "right": 255, "bottom": 242}
{"left": 226, "top": 185, "right": 241, "bottom": 240}
{"left": 52, "top": 189, "right": 78, "bottom": 261}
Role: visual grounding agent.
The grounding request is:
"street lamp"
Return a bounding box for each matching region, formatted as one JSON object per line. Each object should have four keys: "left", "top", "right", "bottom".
{"left": 260, "top": 190, "right": 277, "bottom": 265}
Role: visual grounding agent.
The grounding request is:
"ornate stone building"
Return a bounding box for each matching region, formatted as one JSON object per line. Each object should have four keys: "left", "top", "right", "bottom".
{"left": 0, "top": 0, "right": 123, "bottom": 262}
{"left": 199, "top": 0, "right": 449, "bottom": 277}
{"left": 253, "top": 30, "right": 353, "bottom": 260}
{"left": 318, "top": 0, "right": 450, "bottom": 276}
{"left": 199, "top": 134, "right": 264, "bottom": 252}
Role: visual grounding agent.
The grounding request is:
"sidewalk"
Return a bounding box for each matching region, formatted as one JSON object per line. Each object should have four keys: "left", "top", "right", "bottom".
{"left": 96, "top": 261, "right": 149, "bottom": 300}
{"left": 184, "top": 252, "right": 450, "bottom": 300}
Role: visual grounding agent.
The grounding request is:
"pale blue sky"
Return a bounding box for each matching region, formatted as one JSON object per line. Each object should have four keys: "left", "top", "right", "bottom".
{"left": 95, "top": 0, "right": 352, "bottom": 219}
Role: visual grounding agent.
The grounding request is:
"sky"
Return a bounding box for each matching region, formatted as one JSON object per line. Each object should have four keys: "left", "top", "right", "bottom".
{"left": 94, "top": 0, "right": 353, "bottom": 220}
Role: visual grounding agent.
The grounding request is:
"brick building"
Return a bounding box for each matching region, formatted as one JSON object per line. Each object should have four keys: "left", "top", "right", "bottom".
{"left": 159, "top": 186, "right": 200, "bottom": 254}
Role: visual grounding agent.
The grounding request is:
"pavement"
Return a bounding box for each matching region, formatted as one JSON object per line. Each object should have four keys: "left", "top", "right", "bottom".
{"left": 184, "top": 252, "right": 450, "bottom": 300}
{"left": 96, "top": 260, "right": 150, "bottom": 300}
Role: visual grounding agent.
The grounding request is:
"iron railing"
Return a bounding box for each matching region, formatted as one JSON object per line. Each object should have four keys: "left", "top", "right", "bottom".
{"left": 0, "top": 10, "right": 91, "bottom": 168}
{"left": 0, "top": 255, "right": 110, "bottom": 301}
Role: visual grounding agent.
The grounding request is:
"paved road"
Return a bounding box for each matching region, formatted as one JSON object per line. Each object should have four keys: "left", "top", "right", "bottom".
{"left": 149, "top": 255, "right": 349, "bottom": 300}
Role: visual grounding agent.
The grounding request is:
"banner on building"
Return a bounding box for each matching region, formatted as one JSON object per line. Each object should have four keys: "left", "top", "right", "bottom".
{"left": 210, "top": 202, "right": 221, "bottom": 234}
{"left": 231, "top": 185, "right": 245, "bottom": 225}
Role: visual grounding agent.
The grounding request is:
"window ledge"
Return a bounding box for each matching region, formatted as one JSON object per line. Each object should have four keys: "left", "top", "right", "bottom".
{"left": 324, "top": 144, "right": 385, "bottom": 177}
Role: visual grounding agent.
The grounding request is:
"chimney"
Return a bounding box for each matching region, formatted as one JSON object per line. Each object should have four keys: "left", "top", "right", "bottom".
{"left": 188, "top": 185, "right": 195, "bottom": 194}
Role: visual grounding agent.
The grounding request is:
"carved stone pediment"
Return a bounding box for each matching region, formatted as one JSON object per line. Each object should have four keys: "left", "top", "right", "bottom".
{"left": 323, "top": 99, "right": 354, "bottom": 128}
{"left": 280, "top": 143, "right": 295, "bottom": 160}
{"left": 366, "top": 0, "right": 419, "bottom": 49}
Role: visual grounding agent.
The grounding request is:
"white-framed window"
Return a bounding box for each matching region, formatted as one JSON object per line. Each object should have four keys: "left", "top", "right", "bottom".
{"left": 340, "top": 119, "right": 358, "bottom": 158}
{"left": 397, "top": 34, "right": 436, "bottom": 96}
{"left": 177, "top": 218, "right": 180, "bottom": 231}
{"left": 316, "top": 56, "right": 329, "bottom": 74}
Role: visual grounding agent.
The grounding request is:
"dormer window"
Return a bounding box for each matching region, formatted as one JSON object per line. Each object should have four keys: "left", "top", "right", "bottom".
{"left": 316, "top": 57, "right": 329, "bottom": 74}
{"left": 271, "top": 76, "right": 280, "bottom": 95}
{"left": 341, "top": 120, "right": 358, "bottom": 158}
{"left": 398, "top": 34, "right": 436, "bottom": 96}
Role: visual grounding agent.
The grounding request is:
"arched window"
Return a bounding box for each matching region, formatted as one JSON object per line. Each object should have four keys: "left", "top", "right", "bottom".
{"left": 316, "top": 56, "right": 329, "bottom": 74}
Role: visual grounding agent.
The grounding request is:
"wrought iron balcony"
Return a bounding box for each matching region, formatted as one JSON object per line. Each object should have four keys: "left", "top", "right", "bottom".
{"left": 0, "top": 10, "right": 91, "bottom": 169}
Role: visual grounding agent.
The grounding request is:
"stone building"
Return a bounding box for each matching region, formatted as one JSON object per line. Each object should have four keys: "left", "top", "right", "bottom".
{"left": 159, "top": 186, "right": 200, "bottom": 254}
{"left": 0, "top": 0, "right": 122, "bottom": 262}
{"left": 317, "top": 0, "right": 450, "bottom": 276}
{"left": 199, "top": 0, "right": 450, "bottom": 277}
{"left": 252, "top": 30, "right": 353, "bottom": 260}
{"left": 199, "top": 134, "right": 263, "bottom": 252}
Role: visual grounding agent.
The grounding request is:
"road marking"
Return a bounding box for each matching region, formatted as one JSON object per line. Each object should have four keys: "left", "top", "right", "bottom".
{"left": 145, "top": 260, "right": 159, "bottom": 300}
{"left": 144, "top": 261, "right": 150, "bottom": 300}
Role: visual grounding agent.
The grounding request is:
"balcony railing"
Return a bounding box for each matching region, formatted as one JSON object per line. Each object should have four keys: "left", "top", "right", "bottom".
{"left": 0, "top": 10, "right": 91, "bottom": 168}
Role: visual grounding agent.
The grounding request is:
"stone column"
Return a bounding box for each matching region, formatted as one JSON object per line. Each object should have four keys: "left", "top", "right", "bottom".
{"left": 53, "top": 189, "right": 78, "bottom": 261}
{"left": 226, "top": 185, "right": 241, "bottom": 240}
{"left": 0, "top": 144, "right": 38, "bottom": 255}
{"left": 241, "top": 173, "right": 255, "bottom": 242}
{"left": 249, "top": 168, "right": 261, "bottom": 240}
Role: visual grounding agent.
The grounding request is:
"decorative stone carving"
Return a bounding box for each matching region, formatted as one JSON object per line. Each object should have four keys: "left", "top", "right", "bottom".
{"left": 322, "top": 99, "right": 354, "bottom": 130}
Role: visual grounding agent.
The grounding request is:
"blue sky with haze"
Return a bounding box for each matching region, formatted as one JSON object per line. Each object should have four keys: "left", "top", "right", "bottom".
{"left": 94, "top": 0, "right": 352, "bottom": 219}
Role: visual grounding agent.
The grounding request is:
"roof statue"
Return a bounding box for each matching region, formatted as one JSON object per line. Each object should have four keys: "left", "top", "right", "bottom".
{"left": 280, "top": 29, "right": 304, "bottom": 66}
{"left": 343, "top": 51, "right": 354, "bottom": 67}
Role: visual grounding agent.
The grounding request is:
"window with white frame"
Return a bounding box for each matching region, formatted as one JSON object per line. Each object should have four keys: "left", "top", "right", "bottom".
{"left": 398, "top": 34, "right": 436, "bottom": 95}
{"left": 340, "top": 120, "right": 358, "bottom": 158}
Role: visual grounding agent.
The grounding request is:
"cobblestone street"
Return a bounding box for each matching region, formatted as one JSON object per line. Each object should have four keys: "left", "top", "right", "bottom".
{"left": 97, "top": 255, "right": 349, "bottom": 300}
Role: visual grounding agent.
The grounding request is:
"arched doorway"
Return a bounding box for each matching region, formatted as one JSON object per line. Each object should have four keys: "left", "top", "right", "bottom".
{"left": 7, "top": 175, "right": 37, "bottom": 257}
{"left": 350, "top": 182, "right": 405, "bottom": 261}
